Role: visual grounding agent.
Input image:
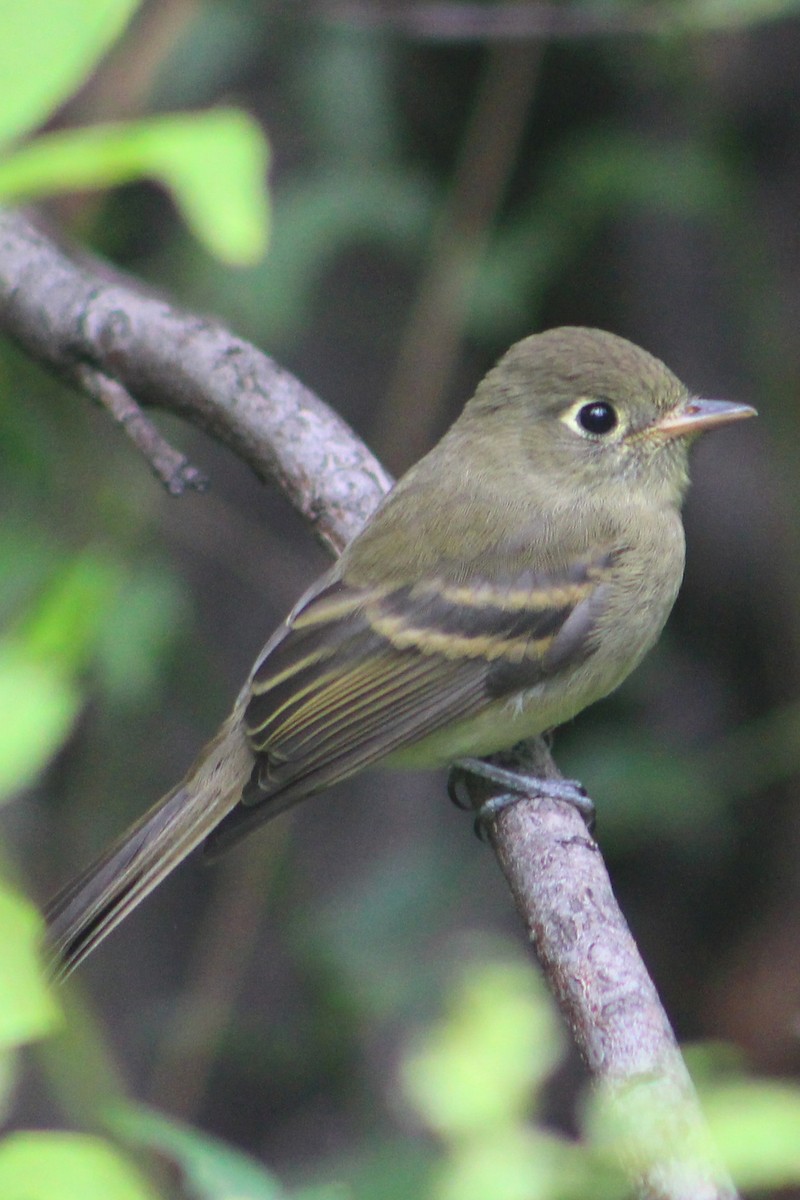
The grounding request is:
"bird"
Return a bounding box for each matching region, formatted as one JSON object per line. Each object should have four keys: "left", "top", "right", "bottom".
{"left": 45, "top": 326, "right": 756, "bottom": 976}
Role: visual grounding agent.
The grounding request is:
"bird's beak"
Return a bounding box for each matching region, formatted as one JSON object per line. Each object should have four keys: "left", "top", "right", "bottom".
{"left": 654, "top": 397, "right": 757, "bottom": 440}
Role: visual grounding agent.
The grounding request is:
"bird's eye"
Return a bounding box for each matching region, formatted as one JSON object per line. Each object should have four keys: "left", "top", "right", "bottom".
{"left": 576, "top": 400, "right": 618, "bottom": 436}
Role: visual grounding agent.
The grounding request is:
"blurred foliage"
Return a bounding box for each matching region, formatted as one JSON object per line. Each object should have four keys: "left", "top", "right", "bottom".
{"left": 109, "top": 1102, "right": 351, "bottom": 1200}
{"left": 0, "top": 0, "right": 138, "bottom": 147}
{"left": 0, "top": 888, "right": 60, "bottom": 1057}
{"left": 401, "top": 952, "right": 800, "bottom": 1199}
{"left": 0, "top": 0, "right": 270, "bottom": 263}
{"left": 402, "top": 957, "right": 566, "bottom": 1136}
{"left": 0, "top": 1131, "right": 160, "bottom": 1200}
{"left": 3, "top": 0, "right": 800, "bottom": 1197}
{"left": 3, "top": 917, "right": 800, "bottom": 1198}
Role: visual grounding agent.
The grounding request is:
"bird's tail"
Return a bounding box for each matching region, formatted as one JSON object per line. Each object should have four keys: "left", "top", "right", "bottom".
{"left": 45, "top": 710, "right": 254, "bottom": 978}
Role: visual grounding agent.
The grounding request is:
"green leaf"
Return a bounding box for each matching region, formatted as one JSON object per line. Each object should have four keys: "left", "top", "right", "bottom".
{"left": 401, "top": 953, "right": 565, "bottom": 1137}
{"left": 0, "top": 1132, "right": 159, "bottom": 1200}
{"left": 704, "top": 1081, "right": 800, "bottom": 1189}
{"left": 0, "top": 886, "right": 60, "bottom": 1048}
{"left": 21, "top": 551, "right": 124, "bottom": 674}
{"left": 0, "top": 645, "right": 80, "bottom": 801}
{"left": 0, "top": 109, "right": 270, "bottom": 263}
{"left": 109, "top": 1103, "right": 285, "bottom": 1200}
{"left": 0, "top": 550, "right": 129, "bottom": 800}
{"left": 432, "top": 1127, "right": 619, "bottom": 1200}
{"left": 0, "top": 0, "right": 139, "bottom": 150}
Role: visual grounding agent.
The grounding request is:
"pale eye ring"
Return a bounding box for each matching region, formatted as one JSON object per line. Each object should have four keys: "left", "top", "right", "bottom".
{"left": 576, "top": 399, "right": 618, "bottom": 435}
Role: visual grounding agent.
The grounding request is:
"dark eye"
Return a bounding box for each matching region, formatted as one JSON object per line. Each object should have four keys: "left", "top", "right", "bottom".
{"left": 577, "top": 400, "right": 618, "bottom": 436}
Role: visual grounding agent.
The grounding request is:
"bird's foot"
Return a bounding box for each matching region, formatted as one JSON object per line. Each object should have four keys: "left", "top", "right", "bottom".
{"left": 448, "top": 756, "right": 594, "bottom": 840}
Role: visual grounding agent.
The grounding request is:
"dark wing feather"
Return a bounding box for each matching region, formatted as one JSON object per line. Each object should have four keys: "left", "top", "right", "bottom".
{"left": 205, "top": 553, "right": 617, "bottom": 855}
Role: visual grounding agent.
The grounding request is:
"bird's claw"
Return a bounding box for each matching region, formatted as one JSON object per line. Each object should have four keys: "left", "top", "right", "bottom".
{"left": 447, "top": 756, "right": 595, "bottom": 838}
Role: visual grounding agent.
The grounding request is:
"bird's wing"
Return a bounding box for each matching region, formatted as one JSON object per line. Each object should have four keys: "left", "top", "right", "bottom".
{"left": 205, "top": 550, "right": 618, "bottom": 855}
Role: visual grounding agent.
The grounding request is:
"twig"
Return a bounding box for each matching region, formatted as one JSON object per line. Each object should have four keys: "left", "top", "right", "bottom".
{"left": 0, "top": 207, "right": 737, "bottom": 1199}
{"left": 76, "top": 364, "right": 209, "bottom": 494}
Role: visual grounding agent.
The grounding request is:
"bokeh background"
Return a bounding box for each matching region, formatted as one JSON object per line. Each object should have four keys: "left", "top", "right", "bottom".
{"left": 4, "top": 1, "right": 800, "bottom": 1194}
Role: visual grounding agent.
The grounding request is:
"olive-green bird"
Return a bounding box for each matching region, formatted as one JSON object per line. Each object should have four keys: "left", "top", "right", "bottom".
{"left": 46, "top": 327, "right": 755, "bottom": 974}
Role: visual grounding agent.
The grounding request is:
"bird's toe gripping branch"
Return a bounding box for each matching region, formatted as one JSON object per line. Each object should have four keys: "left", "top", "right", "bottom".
{"left": 447, "top": 756, "right": 595, "bottom": 840}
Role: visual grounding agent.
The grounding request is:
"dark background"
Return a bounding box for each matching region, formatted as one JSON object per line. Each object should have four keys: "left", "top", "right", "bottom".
{"left": 5, "top": 1, "right": 800, "bottom": 1192}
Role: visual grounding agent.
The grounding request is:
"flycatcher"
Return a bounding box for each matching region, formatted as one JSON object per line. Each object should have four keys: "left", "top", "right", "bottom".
{"left": 46, "top": 326, "right": 755, "bottom": 974}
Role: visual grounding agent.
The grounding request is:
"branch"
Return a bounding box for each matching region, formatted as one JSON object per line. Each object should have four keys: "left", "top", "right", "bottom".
{"left": 0, "top": 208, "right": 736, "bottom": 1199}
{"left": 478, "top": 742, "right": 735, "bottom": 1199}
{"left": 0, "top": 209, "right": 391, "bottom": 556}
